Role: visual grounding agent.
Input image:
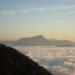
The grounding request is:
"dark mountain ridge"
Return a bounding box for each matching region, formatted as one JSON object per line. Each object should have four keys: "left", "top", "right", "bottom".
{"left": 0, "top": 44, "right": 52, "bottom": 75}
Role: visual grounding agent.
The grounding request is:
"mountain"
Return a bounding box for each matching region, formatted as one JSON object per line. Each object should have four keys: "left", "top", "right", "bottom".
{"left": 13, "top": 35, "right": 75, "bottom": 47}
{"left": 14, "top": 35, "right": 50, "bottom": 46}
{"left": 0, "top": 44, "right": 52, "bottom": 75}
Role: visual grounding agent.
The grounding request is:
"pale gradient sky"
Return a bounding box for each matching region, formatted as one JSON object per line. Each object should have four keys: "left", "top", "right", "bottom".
{"left": 0, "top": 0, "right": 75, "bottom": 40}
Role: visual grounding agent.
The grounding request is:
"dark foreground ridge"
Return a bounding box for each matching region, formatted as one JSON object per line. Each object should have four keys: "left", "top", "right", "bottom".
{"left": 0, "top": 44, "right": 52, "bottom": 75}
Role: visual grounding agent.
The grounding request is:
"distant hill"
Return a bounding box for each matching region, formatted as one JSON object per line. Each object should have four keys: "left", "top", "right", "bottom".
{"left": 13, "top": 35, "right": 75, "bottom": 47}
{"left": 14, "top": 35, "right": 50, "bottom": 46}
{"left": 0, "top": 35, "right": 75, "bottom": 47}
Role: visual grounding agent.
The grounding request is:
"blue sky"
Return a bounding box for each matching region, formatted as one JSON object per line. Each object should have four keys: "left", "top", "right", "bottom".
{"left": 0, "top": 0, "right": 75, "bottom": 40}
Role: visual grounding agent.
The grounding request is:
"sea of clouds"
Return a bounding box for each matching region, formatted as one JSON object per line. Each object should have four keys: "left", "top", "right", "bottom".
{"left": 12, "top": 46, "right": 75, "bottom": 75}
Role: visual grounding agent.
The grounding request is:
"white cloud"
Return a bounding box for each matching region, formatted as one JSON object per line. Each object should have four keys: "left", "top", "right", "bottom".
{"left": 22, "top": 10, "right": 29, "bottom": 14}
{"left": 45, "top": 5, "right": 75, "bottom": 11}
{"left": 0, "top": 5, "right": 75, "bottom": 15}
{"left": 8, "top": 11, "right": 16, "bottom": 15}
{"left": 0, "top": 10, "right": 16, "bottom": 16}
{"left": 21, "top": 5, "right": 75, "bottom": 14}
{"left": 30, "top": 8, "right": 46, "bottom": 12}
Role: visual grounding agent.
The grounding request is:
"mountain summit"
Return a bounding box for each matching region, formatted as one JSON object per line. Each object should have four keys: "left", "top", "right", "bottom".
{"left": 14, "top": 35, "right": 49, "bottom": 46}
{"left": 30, "top": 35, "right": 46, "bottom": 40}
{"left": 1, "top": 35, "right": 75, "bottom": 47}
{"left": 19, "top": 35, "right": 46, "bottom": 41}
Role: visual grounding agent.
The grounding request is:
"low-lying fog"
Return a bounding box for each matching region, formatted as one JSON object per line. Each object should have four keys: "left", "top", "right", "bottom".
{"left": 12, "top": 46, "right": 75, "bottom": 75}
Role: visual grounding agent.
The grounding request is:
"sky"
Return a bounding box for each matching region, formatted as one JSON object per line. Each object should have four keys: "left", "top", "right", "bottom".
{"left": 0, "top": 0, "right": 75, "bottom": 41}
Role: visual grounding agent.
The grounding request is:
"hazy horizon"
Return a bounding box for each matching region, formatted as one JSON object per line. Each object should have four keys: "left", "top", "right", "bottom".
{"left": 0, "top": 34, "right": 75, "bottom": 42}
{"left": 0, "top": 0, "right": 75, "bottom": 41}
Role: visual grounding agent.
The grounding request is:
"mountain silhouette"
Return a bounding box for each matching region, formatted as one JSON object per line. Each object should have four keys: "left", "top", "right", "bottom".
{"left": 13, "top": 35, "right": 75, "bottom": 47}
{"left": 0, "top": 35, "right": 75, "bottom": 47}
{"left": 14, "top": 35, "right": 50, "bottom": 46}
{"left": 0, "top": 44, "right": 52, "bottom": 75}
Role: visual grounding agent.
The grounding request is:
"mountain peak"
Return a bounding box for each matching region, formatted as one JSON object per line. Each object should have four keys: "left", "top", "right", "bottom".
{"left": 14, "top": 35, "right": 75, "bottom": 46}
{"left": 31, "top": 35, "right": 46, "bottom": 39}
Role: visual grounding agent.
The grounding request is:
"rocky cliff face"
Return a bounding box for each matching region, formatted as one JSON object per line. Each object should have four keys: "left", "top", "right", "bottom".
{"left": 0, "top": 44, "right": 52, "bottom": 75}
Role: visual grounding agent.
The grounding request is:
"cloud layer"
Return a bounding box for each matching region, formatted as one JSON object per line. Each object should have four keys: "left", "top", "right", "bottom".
{"left": 0, "top": 5, "right": 75, "bottom": 15}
